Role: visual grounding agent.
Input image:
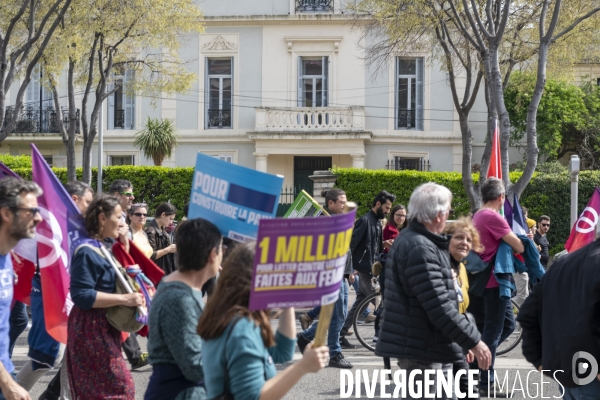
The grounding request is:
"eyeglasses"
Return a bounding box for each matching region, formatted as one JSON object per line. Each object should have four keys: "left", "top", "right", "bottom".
{"left": 395, "top": 213, "right": 407, "bottom": 218}
{"left": 133, "top": 213, "right": 147, "bottom": 217}
{"left": 448, "top": 209, "right": 455, "bottom": 217}
{"left": 541, "top": 223, "right": 550, "bottom": 227}
{"left": 119, "top": 191, "right": 134, "bottom": 197}
{"left": 11, "top": 207, "right": 41, "bottom": 216}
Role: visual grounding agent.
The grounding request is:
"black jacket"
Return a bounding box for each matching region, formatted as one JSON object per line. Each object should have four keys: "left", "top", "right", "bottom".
{"left": 375, "top": 220, "right": 481, "bottom": 363}
{"left": 350, "top": 210, "right": 382, "bottom": 275}
{"left": 517, "top": 240, "right": 600, "bottom": 388}
{"left": 145, "top": 219, "right": 176, "bottom": 275}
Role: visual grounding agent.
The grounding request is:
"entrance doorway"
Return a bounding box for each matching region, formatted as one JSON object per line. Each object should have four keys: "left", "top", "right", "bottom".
{"left": 293, "top": 156, "right": 332, "bottom": 196}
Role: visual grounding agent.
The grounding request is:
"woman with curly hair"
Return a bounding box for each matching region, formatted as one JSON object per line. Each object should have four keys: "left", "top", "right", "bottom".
{"left": 67, "top": 194, "right": 144, "bottom": 399}
{"left": 197, "top": 243, "right": 328, "bottom": 400}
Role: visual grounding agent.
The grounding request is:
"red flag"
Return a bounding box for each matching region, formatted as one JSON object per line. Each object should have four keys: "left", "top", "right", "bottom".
{"left": 565, "top": 187, "right": 600, "bottom": 252}
{"left": 11, "top": 252, "right": 35, "bottom": 305}
{"left": 487, "top": 119, "right": 502, "bottom": 180}
{"left": 112, "top": 240, "right": 165, "bottom": 337}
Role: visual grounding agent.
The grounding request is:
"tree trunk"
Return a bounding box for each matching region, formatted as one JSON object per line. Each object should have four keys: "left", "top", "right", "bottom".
{"left": 82, "top": 140, "right": 94, "bottom": 185}
{"left": 459, "top": 113, "right": 480, "bottom": 212}
{"left": 67, "top": 60, "right": 77, "bottom": 182}
{"left": 487, "top": 44, "right": 512, "bottom": 191}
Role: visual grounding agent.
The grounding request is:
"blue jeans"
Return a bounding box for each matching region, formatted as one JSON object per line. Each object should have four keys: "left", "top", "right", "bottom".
{"left": 301, "top": 281, "right": 348, "bottom": 357}
{"left": 479, "top": 287, "right": 515, "bottom": 388}
{"left": 307, "top": 306, "right": 320, "bottom": 320}
{"left": 9, "top": 301, "right": 28, "bottom": 359}
{"left": 563, "top": 379, "right": 600, "bottom": 400}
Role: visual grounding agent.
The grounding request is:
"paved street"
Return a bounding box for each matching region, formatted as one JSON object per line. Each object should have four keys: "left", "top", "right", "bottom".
{"left": 13, "top": 288, "right": 563, "bottom": 399}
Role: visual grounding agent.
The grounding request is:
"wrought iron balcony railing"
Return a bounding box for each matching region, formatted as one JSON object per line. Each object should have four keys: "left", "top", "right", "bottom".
{"left": 397, "top": 109, "right": 416, "bottom": 129}
{"left": 386, "top": 158, "right": 430, "bottom": 172}
{"left": 2, "top": 105, "right": 80, "bottom": 134}
{"left": 296, "top": 0, "right": 333, "bottom": 12}
{"left": 114, "top": 110, "right": 125, "bottom": 129}
{"left": 207, "top": 109, "right": 232, "bottom": 129}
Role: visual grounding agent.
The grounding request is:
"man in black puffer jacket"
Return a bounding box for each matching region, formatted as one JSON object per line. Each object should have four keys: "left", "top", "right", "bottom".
{"left": 375, "top": 183, "right": 491, "bottom": 399}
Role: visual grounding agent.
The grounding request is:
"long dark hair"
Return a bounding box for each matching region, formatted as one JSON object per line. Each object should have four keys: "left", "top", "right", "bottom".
{"left": 197, "top": 242, "right": 274, "bottom": 347}
{"left": 387, "top": 204, "right": 407, "bottom": 229}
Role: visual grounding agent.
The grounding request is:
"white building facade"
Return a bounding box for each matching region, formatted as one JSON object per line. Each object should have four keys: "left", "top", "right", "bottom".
{"left": 3, "top": 0, "right": 515, "bottom": 195}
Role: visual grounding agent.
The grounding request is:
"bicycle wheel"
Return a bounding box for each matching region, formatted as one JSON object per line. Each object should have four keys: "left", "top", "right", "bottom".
{"left": 496, "top": 300, "right": 523, "bottom": 356}
{"left": 353, "top": 292, "right": 381, "bottom": 352}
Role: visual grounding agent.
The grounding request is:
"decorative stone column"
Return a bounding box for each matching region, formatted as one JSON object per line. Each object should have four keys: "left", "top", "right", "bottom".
{"left": 254, "top": 153, "right": 268, "bottom": 172}
{"left": 350, "top": 153, "right": 365, "bottom": 168}
{"left": 309, "top": 170, "right": 338, "bottom": 206}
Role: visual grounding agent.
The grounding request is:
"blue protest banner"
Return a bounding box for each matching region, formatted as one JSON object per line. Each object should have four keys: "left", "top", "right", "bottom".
{"left": 188, "top": 153, "right": 284, "bottom": 241}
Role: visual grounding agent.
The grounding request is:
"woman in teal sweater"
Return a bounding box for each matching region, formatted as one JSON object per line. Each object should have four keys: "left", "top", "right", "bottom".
{"left": 198, "top": 242, "right": 328, "bottom": 400}
{"left": 145, "top": 218, "right": 223, "bottom": 400}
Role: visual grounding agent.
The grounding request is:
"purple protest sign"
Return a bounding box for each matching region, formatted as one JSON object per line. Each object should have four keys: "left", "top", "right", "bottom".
{"left": 249, "top": 210, "right": 356, "bottom": 310}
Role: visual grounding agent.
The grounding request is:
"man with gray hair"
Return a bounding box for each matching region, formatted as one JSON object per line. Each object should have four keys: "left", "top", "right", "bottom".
{"left": 375, "top": 182, "right": 491, "bottom": 399}
{"left": 0, "top": 177, "right": 42, "bottom": 400}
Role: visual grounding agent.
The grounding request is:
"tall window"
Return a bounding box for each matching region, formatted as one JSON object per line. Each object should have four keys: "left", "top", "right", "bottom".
{"left": 108, "top": 69, "right": 135, "bottom": 130}
{"left": 396, "top": 58, "right": 423, "bottom": 130}
{"left": 298, "top": 57, "right": 328, "bottom": 107}
{"left": 206, "top": 58, "right": 232, "bottom": 129}
{"left": 26, "top": 66, "right": 53, "bottom": 107}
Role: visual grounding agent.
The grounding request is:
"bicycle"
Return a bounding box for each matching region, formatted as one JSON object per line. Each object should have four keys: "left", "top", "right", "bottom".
{"left": 353, "top": 293, "right": 523, "bottom": 355}
{"left": 496, "top": 299, "right": 522, "bottom": 356}
{"left": 352, "top": 291, "right": 382, "bottom": 352}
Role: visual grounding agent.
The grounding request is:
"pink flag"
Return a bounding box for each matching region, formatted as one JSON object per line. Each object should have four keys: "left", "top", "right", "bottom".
{"left": 565, "top": 187, "right": 600, "bottom": 253}
{"left": 31, "top": 144, "right": 95, "bottom": 343}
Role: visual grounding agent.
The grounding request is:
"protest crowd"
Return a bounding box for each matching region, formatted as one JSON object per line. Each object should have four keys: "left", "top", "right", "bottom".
{"left": 0, "top": 147, "right": 598, "bottom": 400}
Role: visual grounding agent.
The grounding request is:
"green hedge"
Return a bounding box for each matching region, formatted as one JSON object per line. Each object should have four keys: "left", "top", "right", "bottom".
{"left": 8, "top": 162, "right": 600, "bottom": 254}
{"left": 333, "top": 167, "right": 600, "bottom": 255}
{"left": 13, "top": 166, "right": 195, "bottom": 220}
{"left": 0, "top": 154, "right": 33, "bottom": 169}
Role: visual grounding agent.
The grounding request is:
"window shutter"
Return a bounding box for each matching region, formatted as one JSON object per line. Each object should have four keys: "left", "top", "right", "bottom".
{"left": 107, "top": 80, "right": 115, "bottom": 129}
{"left": 298, "top": 57, "right": 303, "bottom": 107}
{"left": 415, "top": 58, "right": 424, "bottom": 130}
{"left": 322, "top": 56, "right": 328, "bottom": 106}
{"left": 124, "top": 70, "right": 135, "bottom": 129}
{"left": 26, "top": 67, "right": 41, "bottom": 104}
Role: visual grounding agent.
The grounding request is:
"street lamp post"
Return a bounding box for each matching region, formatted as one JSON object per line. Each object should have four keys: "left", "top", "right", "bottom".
{"left": 569, "top": 155, "right": 581, "bottom": 229}
{"left": 97, "top": 100, "right": 104, "bottom": 193}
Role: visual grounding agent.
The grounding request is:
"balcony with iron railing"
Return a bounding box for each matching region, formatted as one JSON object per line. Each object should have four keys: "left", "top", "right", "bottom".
{"left": 207, "top": 109, "right": 232, "bottom": 129}
{"left": 296, "top": 0, "right": 333, "bottom": 12}
{"left": 397, "top": 109, "right": 416, "bottom": 129}
{"left": 254, "top": 106, "right": 365, "bottom": 132}
{"left": 2, "top": 105, "right": 80, "bottom": 135}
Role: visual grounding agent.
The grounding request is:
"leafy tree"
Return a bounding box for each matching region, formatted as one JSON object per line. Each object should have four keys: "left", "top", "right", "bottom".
{"left": 506, "top": 74, "right": 600, "bottom": 168}
{"left": 348, "top": 0, "right": 600, "bottom": 210}
{"left": 34, "top": 0, "right": 203, "bottom": 183}
{"left": 134, "top": 118, "right": 179, "bottom": 166}
{"left": 0, "top": 0, "right": 74, "bottom": 141}
{"left": 505, "top": 72, "right": 588, "bottom": 159}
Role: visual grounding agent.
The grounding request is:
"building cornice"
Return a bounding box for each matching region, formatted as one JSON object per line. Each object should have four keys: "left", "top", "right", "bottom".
{"left": 203, "top": 14, "right": 368, "bottom": 27}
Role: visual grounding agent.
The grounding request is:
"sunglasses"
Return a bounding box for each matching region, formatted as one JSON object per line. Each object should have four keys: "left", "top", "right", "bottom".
{"left": 133, "top": 213, "right": 147, "bottom": 217}
{"left": 11, "top": 207, "right": 41, "bottom": 216}
{"left": 541, "top": 223, "right": 550, "bottom": 227}
{"left": 119, "top": 191, "right": 134, "bottom": 197}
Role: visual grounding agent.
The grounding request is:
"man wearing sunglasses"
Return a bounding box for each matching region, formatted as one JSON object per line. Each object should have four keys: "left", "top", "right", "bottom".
{"left": 534, "top": 215, "right": 551, "bottom": 269}
{"left": 0, "top": 177, "right": 43, "bottom": 400}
